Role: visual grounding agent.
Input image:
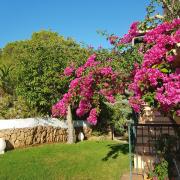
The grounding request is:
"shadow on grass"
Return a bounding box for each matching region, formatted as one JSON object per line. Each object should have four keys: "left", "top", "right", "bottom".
{"left": 102, "top": 143, "right": 128, "bottom": 161}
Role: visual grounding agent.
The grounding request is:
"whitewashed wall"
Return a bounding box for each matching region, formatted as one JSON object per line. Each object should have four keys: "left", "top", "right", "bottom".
{"left": 0, "top": 118, "right": 90, "bottom": 130}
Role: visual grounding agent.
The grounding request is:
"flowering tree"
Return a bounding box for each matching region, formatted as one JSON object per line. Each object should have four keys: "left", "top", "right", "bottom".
{"left": 117, "top": 19, "right": 180, "bottom": 117}
{"left": 106, "top": 0, "right": 180, "bottom": 117}
{"left": 129, "top": 19, "right": 180, "bottom": 116}
{"left": 52, "top": 1, "right": 180, "bottom": 143}
{"left": 52, "top": 54, "right": 127, "bottom": 125}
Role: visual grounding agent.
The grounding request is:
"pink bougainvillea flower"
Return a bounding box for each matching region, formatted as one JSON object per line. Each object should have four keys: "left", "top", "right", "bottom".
{"left": 120, "top": 21, "right": 139, "bottom": 44}
{"left": 75, "top": 66, "right": 84, "bottom": 77}
{"left": 87, "top": 108, "right": 98, "bottom": 125}
{"left": 64, "top": 66, "right": 74, "bottom": 76}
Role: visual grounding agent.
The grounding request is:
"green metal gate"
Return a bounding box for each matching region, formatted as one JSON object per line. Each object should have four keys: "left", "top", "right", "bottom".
{"left": 128, "top": 122, "right": 180, "bottom": 180}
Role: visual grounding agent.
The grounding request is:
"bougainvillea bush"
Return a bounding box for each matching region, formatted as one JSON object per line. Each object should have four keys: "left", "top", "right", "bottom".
{"left": 124, "top": 19, "right": 180, "bottom": 117}
{"left": 52, "top": 5, "right": 180, "bottom": 125}
{"left": 52, "top": 54, "right": 129, "bottom": 125}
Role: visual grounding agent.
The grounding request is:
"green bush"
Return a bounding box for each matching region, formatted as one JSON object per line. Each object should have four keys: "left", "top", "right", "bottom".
{"left": 0, "top": 31, "right": 90, "bottom": 116}
{"left": 97, "top": 95, "right": 132, "bottom": 136}
{"left": 148, "top": 159, "right": 168, "bottom": 180}
{"left": 0, "top": 64, "right": 14, "bottom": 95}
{"left": 0, "top": 94, "right": 38, "bottom": 119}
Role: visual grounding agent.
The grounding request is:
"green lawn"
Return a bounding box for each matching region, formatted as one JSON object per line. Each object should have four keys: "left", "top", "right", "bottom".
{"left": 0, "top": 140, "right": 129, "bottom": 180}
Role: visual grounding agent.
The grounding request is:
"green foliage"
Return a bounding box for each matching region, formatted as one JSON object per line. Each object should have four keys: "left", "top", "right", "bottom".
{"left": 139, "top": 0, "right": 163, "bottom": 31}
{"left": 154, "top": 160, "right": 168, "bottom": 180}
{"left": 162, "top": 0, "right": 180, "bottom": 21}
{"left": 120, "top": 45, "right": 143, "bottom": 74}
{"left": 91, "top": 130, "right": 105, "bottom": 136}
{"left": 0, "top": 93, "right": 13, "bottom": 118}
{"left": 96, "top": 46, "right": 143, "bottom": 83}
{"left": 106, "top": 95, "right": 132, "bottom": 135}
{"left": 0, "top": 94, "right": 38, "bottom": 119}
{"left": 0, "top": 64, "right": 14, "bottom": 94}
{"left": 139, "top": 0, "right": 180, "bottom": 31}
{"left": 152, "top": 62, "right": 172, "bottom": 74}
{"left": 155, "top": 134, "right": 177, "bottom": 155}
{"left": 152, "top": 134, "right": 179, "bottom": 178}
{"left": 1, "top": 30, "right": 90, "bottom": 116}
{"left": 97, "top": 30, "right": 143, "bottom": 76}
{"left": 99, "top": 95, "right": 132, "bottom": 135}
{"left": 149, "top": 159, "right": 168, "bottom": 180}
{"left": 142, "top": 92, "right": 156, "bottom": 107}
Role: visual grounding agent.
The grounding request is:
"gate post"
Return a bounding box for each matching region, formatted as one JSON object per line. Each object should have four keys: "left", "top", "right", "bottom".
{"left": 127, "top": 120, "right": 133, "bottom": 180}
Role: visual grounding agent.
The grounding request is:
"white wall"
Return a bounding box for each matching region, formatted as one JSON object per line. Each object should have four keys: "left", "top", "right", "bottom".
{"left": 0, "top": 118, "right": 90, "bottom": 130}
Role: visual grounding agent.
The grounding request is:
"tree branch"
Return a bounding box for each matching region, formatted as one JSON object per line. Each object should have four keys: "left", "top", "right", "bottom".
{"left": 162, "top": 0, "right": 174, "bottom": 15}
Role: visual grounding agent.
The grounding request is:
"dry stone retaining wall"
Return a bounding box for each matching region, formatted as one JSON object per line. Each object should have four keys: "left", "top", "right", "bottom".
{"left": 0, "top": 126, "right": 67, "bottom": 149}
{"left": 0, "top": 119, "right": 92, "bottom": 150}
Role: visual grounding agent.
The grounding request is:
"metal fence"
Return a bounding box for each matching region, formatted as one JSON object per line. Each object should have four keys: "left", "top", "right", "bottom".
{"left": 128, "top": 123, "right": 180, "bottom": 180}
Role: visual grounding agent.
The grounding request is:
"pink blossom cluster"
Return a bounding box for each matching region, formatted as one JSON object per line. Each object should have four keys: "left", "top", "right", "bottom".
{"left": 64, "top": 54, "right": 98, "bottom": 78}
{"left": 52, "top": 54, "right": 121, "bottom": 125}
{"left": 155, "top": 73, "right": 180, "bottom": 110}
{"left": 100, "top": 67, "right": 113, "bottom": 76}
{"left": 76, "top": 100, "right": 92, "bottom": 117}
{"left": 129, "top": 96, "right": 144, "bottom": 113}
{"left": 64, "top": 66, "right": 74, "bottom": 76}
{"left": 177, "top": 110, "right": 180, "bottom": 116}
{"left": 144, "top": 19, "right": 180, "bottom": 43}
{"left": 87, "top": 108, "right": 97, "bottom": 125}
{"left": 108, "top": 22, "right": 139, "bottom": 46}
{"left": 129, "top": 68, "right": 166, "bottom": 92}
{"left": 120, "top": 22, "right": 139, "bottom": 44}
{"left": 129, "top": 19, "right": 180, "bottom": 115}
{"left": 52, "top": 92, "right": 72, "bottom": 117}
{"left": 84, "top": 54, "right": 98, "bottom": 68}
{"left": 75, "top": 54, "right": 99, "bottom": 77}
{"left": 143, "top": 45, "right": 167, "bottom": 67}
{"left": 99, "top": 89, "right": 115, "bottom": 103}
{"left": 142, "top": 19, "right": 180, "bottom": 68}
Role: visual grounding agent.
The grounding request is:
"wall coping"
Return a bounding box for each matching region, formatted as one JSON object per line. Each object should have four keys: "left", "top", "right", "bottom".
{"left": 0, "top": 118, "right": 90, "bottom": 130}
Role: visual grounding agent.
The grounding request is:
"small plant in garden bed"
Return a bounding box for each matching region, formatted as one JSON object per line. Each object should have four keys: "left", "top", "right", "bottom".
{"left": 148, "top": 159, "right": 169, "bottom": 180}
{"left": 148, "top": 133, "right": 180, "bottom": 180}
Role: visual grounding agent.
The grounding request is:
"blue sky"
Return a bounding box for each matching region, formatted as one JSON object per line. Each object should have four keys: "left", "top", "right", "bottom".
{"left": 1, "top": 0, "right": 152, "bottom": 48}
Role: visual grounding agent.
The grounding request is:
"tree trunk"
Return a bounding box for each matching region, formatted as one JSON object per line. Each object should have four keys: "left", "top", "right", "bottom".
{"left": 111, "top": 125, "right": 114, "bottom": 140}
{"left": 67, "top": 105, "right": 75, "bottom": 144}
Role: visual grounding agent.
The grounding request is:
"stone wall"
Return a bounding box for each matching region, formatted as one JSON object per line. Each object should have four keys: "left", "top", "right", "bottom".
{"left": 0, "top": 125, "right": 92, "bottom": 150}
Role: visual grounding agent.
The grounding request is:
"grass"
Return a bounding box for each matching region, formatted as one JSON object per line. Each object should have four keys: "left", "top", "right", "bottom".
{"left": 0, "top": 140, "right": 129, "bottom": 180}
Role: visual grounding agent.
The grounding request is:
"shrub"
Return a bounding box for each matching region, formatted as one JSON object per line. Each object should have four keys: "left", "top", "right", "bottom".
{"left": 0, "top": 31, "right": 90, "bottom": 116}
